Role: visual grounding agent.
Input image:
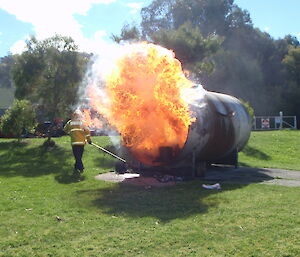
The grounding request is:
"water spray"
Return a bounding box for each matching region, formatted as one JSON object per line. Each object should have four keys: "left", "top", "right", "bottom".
{"left": 91, "top": 142, "right": 126, "bottom": 163}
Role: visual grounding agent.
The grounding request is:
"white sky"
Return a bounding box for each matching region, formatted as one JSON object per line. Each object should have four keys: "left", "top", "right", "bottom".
{"left": 0, "top": 0, "right": 146, "bottom": 55}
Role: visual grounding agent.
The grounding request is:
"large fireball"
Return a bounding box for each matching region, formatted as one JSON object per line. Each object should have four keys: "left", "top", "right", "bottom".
{"left": 86, "top": 43, "right": 195, "bottom": 166}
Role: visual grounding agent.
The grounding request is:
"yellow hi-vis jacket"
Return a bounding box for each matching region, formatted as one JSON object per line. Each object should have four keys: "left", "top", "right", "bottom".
{"left": 64, "top": 119, "right": 91, "bottom": 145}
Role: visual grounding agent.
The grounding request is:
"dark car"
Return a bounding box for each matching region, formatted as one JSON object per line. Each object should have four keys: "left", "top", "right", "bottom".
{"left": 35, "top": 121, "right": 65, "bottom": 138}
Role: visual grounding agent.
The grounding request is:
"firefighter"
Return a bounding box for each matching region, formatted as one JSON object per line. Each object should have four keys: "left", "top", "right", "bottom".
{"left": 64, "top": 110, "right": 92, "bottom": 177}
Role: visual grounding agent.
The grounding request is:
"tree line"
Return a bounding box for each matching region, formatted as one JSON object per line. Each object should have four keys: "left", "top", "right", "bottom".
{"left": 0, "top": 0, "right": 299, "bottom": 133}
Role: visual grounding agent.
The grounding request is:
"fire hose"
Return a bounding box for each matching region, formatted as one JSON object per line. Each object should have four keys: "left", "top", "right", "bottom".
{"left": 91, "top": 142, "right": 127, "bottom": 163}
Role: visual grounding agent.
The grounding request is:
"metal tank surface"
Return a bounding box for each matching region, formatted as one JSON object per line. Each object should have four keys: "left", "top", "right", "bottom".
{"left": 179, "top": 91, "right": 252, "bottom": 165}
{"left": 119, "top": 91, "right": 252, "bottom": 175}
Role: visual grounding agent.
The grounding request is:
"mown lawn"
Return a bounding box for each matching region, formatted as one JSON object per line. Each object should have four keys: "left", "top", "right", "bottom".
{"left": 0, "top": 131, "right": 300, "bottom": 256}
{"left": 239, "top": 130, "right": 300, "bottom": 170}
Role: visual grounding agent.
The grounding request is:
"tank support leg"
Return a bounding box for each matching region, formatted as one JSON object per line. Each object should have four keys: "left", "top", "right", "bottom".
{"left": 192, "top": 151, "right": 206, "bottom": 177}
{"left": 234, "top": 148, "right": 238, "bottom": 169}
{"left": 192, "top": 151, "right": 196, "bottom": 177}
{"left": 196, "top": 162, "right": 206, "bottom": 177}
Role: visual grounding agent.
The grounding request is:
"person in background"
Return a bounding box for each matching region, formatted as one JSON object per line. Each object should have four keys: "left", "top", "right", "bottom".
{"left": 64, "top": 109, "right": 92, "bottom": 177}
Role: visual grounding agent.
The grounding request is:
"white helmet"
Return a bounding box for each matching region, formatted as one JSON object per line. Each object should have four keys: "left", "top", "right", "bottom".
{"left": 73, "top": 109, "right": 82, "bottom": 118}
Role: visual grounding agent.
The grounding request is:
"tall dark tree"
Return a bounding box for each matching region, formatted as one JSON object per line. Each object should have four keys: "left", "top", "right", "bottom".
{"left": 282, "top": 47, "right": 300, "bottom": 127}
{"left": 113, "top": 1, "right": 225, "bottom": 76}
{"left": 0, "top": 55, "right": 15, "bottom": 88}
{"left": 140, "top": 0, "right": 238, "bottom": 38}
{"left": 283, "top": 47, "right": 300, "bottom": 85}
{"left": 152, "top": 21, "right": 223, "bottom": 75}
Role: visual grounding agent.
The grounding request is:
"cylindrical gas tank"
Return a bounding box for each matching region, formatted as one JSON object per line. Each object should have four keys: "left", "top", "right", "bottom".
{"left": 178, "top": 91, "right": 252, "bottom": 164}
{"left": 120, "top": 91, "right": 252, "bottom": 168}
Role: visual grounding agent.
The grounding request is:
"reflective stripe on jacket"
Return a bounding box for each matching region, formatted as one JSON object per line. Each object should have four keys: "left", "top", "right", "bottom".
{"left": 64, "top": 119, "right": 91, "bottom": 145}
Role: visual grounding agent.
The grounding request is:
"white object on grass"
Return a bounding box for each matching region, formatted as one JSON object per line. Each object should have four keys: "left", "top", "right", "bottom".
{"left": 202, "top": 183, "right": 221, "bottom": 190}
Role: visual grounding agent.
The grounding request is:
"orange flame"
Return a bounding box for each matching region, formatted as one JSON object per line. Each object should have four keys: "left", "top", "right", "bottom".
{"left": 81, "top": 109, "right": 103, "bottom": 129}
{"left": 87, "top": 43, "right": 195, "bottom": 165}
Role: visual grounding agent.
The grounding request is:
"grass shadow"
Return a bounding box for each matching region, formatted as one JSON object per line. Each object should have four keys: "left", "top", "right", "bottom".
{"left": 55, "top": 173, "right": 87, "bottom": 184}
{"left": 77, "top": 182, "right": 244, "bottom": 222}
{"left": 92, "top": 156, "right": 118, "bottom": 170}
{"left": 91, "top": 144, "right": 121, "bottom": 170}
{"left": 76, "top": 164, "right": 278, "bottom": 222}
{"left": 0, "top": 141, "right": 75, "bottom": 183}
{"left": 0, "top": 140, "right": 29, "bottom": 149}
{"left": 242, "top": 145, "right": 271, "bottom": 160}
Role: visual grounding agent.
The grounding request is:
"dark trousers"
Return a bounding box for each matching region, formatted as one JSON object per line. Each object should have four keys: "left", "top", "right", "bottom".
{"left": 72, "top": 145, "right": 85, "bottom": 171}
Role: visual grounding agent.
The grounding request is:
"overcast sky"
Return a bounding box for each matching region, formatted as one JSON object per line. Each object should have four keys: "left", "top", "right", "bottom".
{"left": 0, "top": 0, "right": 299, "bottom": 57}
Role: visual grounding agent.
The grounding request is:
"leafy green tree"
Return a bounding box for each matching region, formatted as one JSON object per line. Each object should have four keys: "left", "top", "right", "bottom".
{"left": 12, "top": 35, "right": 89, "bottom": 121}
{"left": 0, "top": 99, "right": 36, "bottom": 141}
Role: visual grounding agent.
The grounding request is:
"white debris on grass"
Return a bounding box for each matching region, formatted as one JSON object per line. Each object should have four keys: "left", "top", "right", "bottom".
{"left": 202, "top": 183, "right": 221, "bottom": 190}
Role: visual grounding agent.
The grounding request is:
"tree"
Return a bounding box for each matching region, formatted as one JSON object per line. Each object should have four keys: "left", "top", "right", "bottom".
{"left": 0, "top": 55, "right": 15, "bottom": 88}
{"left": 111, "top": 23, "right": 141, "bottom": 43}
{"left": 140, "top": 0, "right": 246, "bottom": 39}
{"left": 152, "top": 21, "right": 223, "bottom": 75}
{"left": 282, "top": 47, "right": 300, "bottom": 127}
{"left": 113, "top": 3, "right": 223, "bottom": 76}
{"left": 0, "top": 99, "right": 36, "bottom": 141}
{"left": 12, "top": 35, "right": 89, "bottom": 121}
{"left": 138, "top": 0, "right": 256, "bottom": 84}
{"left": 284, "top": 35, "right": 300, "bottom": 48}
{"left": 283, "top": 47, "right": 300, "bottom": 85}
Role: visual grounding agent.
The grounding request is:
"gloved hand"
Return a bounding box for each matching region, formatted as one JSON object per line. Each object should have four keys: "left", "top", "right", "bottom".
{"left": 87, "top": 139, "right": 92, "bottom": 144}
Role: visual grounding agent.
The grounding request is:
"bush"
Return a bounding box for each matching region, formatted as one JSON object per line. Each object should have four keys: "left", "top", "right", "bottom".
{"left": 240, "top": 99, "right": 255, "bottom": 120}
{"left": 0, "top": 100, "right": 36, "bottom": 141}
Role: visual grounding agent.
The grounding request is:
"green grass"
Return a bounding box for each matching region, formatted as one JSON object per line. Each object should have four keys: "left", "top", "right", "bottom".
{"left": 0, "top": 132, "right": 300, "bottom": 256}
{"left": 239, "top": 130, "right": 300, "bottom": 170}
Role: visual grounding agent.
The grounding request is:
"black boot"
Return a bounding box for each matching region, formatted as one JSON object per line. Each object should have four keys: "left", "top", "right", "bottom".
{"left": 72, "top": 168, "right": 81, "bottom": 177}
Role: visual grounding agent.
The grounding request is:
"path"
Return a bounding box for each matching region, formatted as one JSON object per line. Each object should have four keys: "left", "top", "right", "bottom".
{"left": 204, "top": 166, "right": 300, "bottom": 187}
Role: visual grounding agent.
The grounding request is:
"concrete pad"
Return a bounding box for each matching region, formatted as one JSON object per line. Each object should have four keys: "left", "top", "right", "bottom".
{"left": 95, "top": 172, "right": 176, "bottom": 187}
{"left": 95, "top": 167, "right": 300, "bottom": 187}
{"left": 204, "top": 166, "right": 300, "bottom": 187}
{"left": 95, "top": 172, "right": 140, "bottom": 183}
